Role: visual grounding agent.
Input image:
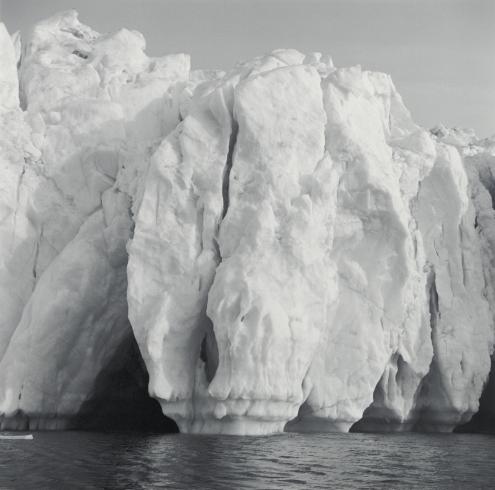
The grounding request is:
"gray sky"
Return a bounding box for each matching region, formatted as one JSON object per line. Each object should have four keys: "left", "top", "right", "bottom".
{"left": 1, "top": 0, "right": 494, "bottom": 136}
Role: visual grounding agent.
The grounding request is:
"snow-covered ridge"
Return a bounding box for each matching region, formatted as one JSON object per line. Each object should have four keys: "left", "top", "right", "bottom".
{"left": 0, "top": 11, "right": 493, "bottom": 434}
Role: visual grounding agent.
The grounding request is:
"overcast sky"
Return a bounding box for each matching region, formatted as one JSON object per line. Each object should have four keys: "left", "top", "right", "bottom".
{"left": 1, "top": 0, "right": 494, "bottom": 136}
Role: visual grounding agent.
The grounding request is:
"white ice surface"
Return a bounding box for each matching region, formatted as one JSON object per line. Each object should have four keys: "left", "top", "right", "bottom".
{"left": 0, "top": 11, "right": 493, "bottom": 434}
{"left": 0, "top": 11, "right": 188, "bottom": 428}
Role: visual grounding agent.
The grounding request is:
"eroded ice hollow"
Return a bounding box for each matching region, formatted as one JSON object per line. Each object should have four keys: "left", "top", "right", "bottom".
{"left": 0, "top": 11, "right": 494, "bottom": 434}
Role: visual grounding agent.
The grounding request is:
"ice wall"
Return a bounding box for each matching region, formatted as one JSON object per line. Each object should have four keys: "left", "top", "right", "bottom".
{"left": 129, "top": 54, "right": 494, "bottom": 433}
{"left": 0, "top": 12, "right": 493, "bottom": 434}
{"left": 0, "top": 11, "right": 189, "bottom": 429}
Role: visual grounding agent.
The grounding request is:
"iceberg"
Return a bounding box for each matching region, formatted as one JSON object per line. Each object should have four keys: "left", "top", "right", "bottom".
{"left": 0, "top": 11, "right": 188, "bottom": 429}
{"left": 0, "top": 11, "right": 493, "bottom": 434}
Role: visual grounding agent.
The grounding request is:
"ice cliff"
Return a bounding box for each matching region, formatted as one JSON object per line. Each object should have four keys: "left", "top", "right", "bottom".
{"left": 0, "top": 11, "right": 493, "bottom": 434}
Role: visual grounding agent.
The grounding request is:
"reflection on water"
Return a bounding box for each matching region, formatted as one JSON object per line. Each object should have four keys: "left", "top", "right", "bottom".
{"left": 1, "top": 431, "right": 494, "bottom": 489}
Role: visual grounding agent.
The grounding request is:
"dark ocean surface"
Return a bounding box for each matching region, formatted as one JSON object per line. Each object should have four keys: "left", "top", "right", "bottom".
{"left": 0, "top": 431, "right": 494, "bottom": 489}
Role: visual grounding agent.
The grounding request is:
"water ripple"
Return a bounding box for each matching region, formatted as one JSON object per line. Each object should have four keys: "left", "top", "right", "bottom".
{"left": 0, "top": 431, "right": 494, "bottom": 489}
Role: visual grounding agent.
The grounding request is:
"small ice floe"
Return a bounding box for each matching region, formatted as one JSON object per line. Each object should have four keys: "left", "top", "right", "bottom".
{"left": 0, "top": 434, "right": 34, "bottom": 440}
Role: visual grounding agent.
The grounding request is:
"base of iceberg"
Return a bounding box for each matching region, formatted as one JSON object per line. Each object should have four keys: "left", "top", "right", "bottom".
{"left": 176, "top": 418, "right": 287, "bottom": 436}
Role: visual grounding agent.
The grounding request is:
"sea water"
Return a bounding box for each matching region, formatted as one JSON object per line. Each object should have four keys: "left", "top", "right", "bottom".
{"left": 0, "top": 431, "right": 494, "bottom": 489}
